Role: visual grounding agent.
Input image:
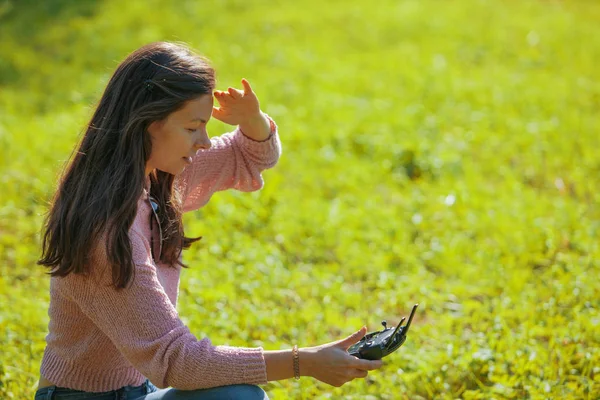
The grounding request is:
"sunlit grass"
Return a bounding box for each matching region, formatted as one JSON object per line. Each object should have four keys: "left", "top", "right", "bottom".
{"left": 1, "top": 0, "right": 599, "bottom": 398}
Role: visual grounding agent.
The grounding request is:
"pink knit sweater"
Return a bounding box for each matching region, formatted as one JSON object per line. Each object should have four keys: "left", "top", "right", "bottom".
{"left": 39, "top": 119, "right": 281, "bottom": 392}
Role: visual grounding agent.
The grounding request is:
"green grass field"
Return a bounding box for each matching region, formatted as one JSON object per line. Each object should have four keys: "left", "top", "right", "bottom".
{"left": 1, "top": 0, "right": 599, "bottom": 398}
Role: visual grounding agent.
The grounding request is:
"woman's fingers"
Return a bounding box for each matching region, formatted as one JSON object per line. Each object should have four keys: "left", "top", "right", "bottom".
{"left": 216, "top": 83, "right": 252, "bottom": 102}
{"left": 214, "top": 90, "right": 234, "bottom": 100}
{"left": 352, "top": 358, "right": 384, "bottom": 371}
{"left": 227, "top": 87, "right": 243, "bottom": 99}
{"left": 214, "top": 90, "right": 239, "bottom": 108}
{"left": 351, "top": 369, "right": 369, "bottom": 379}
{"left": 241, "top": 78, "right": 253, "bottom": 95}
{"left": 214, "top": 90, "right": 228, "bottom": 103}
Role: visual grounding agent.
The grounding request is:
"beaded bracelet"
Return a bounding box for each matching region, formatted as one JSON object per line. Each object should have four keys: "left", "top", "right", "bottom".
{"left": 292, "top": 345, "right": 300, "bottom": 380}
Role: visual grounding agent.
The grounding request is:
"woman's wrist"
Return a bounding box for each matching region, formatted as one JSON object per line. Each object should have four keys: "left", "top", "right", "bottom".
{"left": 299, "top": 346, "right": 317, "bottom": 377}
{"left": 238, "top": 112, "right": 271, "bottom": 141}
{"left": 263, "top": 346, "right": 316, "bottom": 381}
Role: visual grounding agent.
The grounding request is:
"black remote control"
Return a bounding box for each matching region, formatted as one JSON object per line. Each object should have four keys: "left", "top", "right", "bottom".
{"left": 347, "top": 304, "right": 419, "bottom": 360}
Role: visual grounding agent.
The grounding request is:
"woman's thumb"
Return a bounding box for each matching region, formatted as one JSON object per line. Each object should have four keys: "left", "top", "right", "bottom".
{"left": 340, "top": 326, "right": 367, "bottom": 347}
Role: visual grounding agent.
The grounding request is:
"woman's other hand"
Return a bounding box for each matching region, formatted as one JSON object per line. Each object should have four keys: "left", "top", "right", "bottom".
{"left": 300, "top": 326, "right": 385, "bottom": 387}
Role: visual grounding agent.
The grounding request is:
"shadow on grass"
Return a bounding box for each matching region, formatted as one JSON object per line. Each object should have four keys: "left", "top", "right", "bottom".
{"left": 0, "top": 0, "right": 102, "bottom": 33}
{"left": 0, "top": 0, "right": 103, "bottom": 86}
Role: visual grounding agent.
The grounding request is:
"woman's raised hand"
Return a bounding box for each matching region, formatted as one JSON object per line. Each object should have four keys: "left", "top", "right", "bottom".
{"left": 213, "top": 78, "right": 271, "bottom": 141}
{"left": 300, "top": 326, "right": 384, "bottom": 387}
{"left": 213, "top": 78, "right": 261, "bottom": 126}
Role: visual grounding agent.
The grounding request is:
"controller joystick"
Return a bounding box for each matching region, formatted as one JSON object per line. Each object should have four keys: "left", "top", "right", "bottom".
{"left": 347, "top": 304, "right": 419, "bottom": 360}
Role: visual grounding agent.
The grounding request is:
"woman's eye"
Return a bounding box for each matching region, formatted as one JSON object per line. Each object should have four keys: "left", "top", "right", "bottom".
{"left": 187, "top": 129, "right": 196, "bottom": 133}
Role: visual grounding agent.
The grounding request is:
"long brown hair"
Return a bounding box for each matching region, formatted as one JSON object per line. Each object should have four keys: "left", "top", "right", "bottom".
{"left": 38, "top": 41, "right": 214, "bottom": 289}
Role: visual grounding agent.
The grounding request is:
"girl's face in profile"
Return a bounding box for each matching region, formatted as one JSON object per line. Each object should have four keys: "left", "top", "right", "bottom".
{"left": 146, "top": 94, "right": 214, "bottom": 176}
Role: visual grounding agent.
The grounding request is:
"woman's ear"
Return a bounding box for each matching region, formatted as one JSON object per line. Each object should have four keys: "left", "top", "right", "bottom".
{"left": 147, "top": 120, "right": 161, "bottom": 136}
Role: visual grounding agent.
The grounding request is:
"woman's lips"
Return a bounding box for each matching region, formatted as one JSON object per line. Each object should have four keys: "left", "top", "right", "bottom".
{"left": 182, "top": 156, "right": 193, "bottom": 164}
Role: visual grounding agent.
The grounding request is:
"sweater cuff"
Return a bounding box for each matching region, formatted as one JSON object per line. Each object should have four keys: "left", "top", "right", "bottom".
{"left": 213, "top": 345, "right": 268, "bottom": 385}
{"left": 235, "top": 114, "right": 281, "bottom": 165}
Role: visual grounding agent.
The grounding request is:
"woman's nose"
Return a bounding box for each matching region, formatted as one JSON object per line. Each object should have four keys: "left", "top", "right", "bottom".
{"left": 194, "top": 133, "right": 211, "bottom": 150}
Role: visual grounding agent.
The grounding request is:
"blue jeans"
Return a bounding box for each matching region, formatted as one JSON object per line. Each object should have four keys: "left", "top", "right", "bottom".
{"left": 34, "top": 379, "right": 269, "bottom": 399}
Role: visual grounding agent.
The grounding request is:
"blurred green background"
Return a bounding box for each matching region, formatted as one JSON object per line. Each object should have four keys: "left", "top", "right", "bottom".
{"left": 1, "top": 0, "right": 599, "bottom": 398}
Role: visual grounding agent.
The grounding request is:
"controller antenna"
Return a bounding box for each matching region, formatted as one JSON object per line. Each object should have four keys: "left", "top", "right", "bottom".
{"left": 385, "top": 303, "right": 419, "bottom": 350}
{"left": 403, "top": 303, "right": 419, "bottom": 333}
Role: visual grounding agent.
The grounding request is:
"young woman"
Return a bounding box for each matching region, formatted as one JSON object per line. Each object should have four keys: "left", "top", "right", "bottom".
{"left": 35, "top": 41, "right": 383, "bottom": 400}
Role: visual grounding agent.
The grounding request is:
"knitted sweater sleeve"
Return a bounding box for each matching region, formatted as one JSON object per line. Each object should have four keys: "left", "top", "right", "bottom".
{"left": 176, "top": 116, "right": 281, "bottom": 213}
{"left": 62, "top": 229, "right": 267, "bottom": 390}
